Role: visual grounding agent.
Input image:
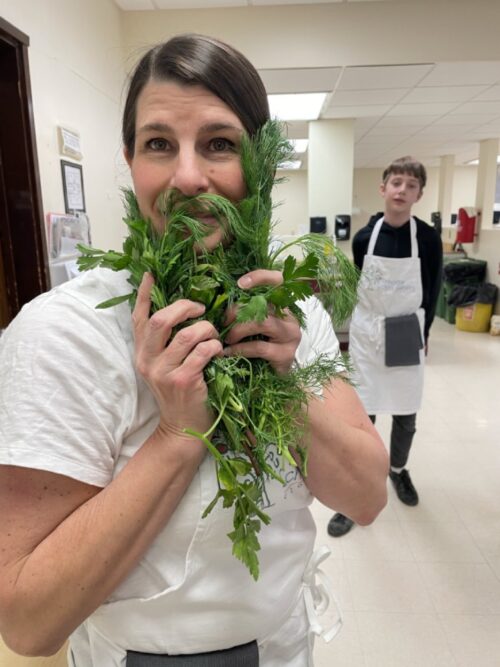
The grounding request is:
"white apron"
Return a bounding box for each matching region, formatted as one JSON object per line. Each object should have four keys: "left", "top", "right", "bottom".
{"left": 66, "top": 297, "right": 343, "bottom": 667}
{"left": 68, "top": 454, "right": 342, "bottom": 667}
{"left": 349, "top": 216, "right": 425, "bottom": 415}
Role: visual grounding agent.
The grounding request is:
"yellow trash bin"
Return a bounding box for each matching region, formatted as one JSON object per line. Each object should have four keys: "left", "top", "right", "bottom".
{"left": 456, "top": 302, "right": 493, "bottom": 332}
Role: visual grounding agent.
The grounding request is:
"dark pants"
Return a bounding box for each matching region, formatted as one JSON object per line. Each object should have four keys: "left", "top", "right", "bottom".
{"left": 369, "top": 413, "right": 416, "bottom": 469}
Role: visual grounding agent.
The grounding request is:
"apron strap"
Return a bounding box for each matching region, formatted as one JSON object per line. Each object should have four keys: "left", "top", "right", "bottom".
{"left": 302, "top": 545, "right": 343, "bottom": 643}
{"left": 366, "top": 216, "right": 418, "bottom": 258}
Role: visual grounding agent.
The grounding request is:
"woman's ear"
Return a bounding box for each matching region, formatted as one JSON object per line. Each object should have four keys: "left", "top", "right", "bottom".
{"left": 124, "top": 147, "right": 132, "bottom": 168}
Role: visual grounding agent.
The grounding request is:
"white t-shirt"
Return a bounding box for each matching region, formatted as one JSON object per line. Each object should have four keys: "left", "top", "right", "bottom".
{"left": 0, "top": 268, "right": 341, "bottom": 663}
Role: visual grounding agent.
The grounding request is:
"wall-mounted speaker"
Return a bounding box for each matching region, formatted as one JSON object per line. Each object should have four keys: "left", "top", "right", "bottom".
{"left": 310, "top": 216, "right": 327, "bottom": 233}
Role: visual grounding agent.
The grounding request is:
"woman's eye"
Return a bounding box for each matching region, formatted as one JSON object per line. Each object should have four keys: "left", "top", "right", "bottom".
{"left": 209, "top": 137, "right": 234, "bottom": 152}
{"left": 147, "top": 138, "right": 168, "bottom": 151}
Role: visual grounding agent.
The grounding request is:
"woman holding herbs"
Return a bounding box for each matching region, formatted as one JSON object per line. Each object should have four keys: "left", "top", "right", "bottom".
{"left": 0, "top": 34, "right": 388, "bottom": 667}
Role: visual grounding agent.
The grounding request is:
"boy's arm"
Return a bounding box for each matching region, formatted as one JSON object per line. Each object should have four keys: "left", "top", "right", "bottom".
{"left": 352, "top": 228, "right": 369, "bottom": 270}
{"left": 423, "top": 230, "right": 443, "bottom": 341}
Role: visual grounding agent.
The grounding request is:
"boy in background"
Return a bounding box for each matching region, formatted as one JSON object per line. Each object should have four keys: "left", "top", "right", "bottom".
{"left": 328, "top": 156, "right": 442, "bottom": 538}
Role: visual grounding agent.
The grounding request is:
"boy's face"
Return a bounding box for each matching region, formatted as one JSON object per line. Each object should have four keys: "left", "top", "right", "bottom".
{"left": 379, "top": 172, "right": 422, "bottom": 221}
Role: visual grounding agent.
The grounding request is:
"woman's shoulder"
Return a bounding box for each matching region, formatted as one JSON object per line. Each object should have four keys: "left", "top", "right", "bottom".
{"left": 3, "top": 268, "right": 134, "bottom": 352}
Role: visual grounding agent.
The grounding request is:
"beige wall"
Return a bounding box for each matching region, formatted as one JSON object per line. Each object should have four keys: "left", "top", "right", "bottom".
{"left": 274, "top": 165, "right": 479, "bottom": 240}
{"left": 272, "top": 170, "right": 309, "bottom": 236}
{"left": 0, "top": 0, "right": 129, "bottom": 252}
{"left": 120, "top": 0, "right": 500, "bottom": 69}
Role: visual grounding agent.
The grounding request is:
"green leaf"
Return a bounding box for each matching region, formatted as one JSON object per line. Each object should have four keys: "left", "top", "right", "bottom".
{"left": 218, "top": 465, "right": 235, "bottom": 491}
{"left": 236, "top": 294, "right": 268, "bottom": 323}
{"left": 96, "top": 293, "right": 134, "bottom": 309}
{"left": 228, "top": 458, "right": 252, "bottom": 476}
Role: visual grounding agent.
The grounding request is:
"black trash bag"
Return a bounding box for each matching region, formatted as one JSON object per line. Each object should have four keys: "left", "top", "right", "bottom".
{"left": 447, "top": 284, "right": 479, "bottom": 307}
{"left": 447, "top": 282, "right": 498, "bottom": 307}
{"left": 443, "top": 259, "right": 487, "bottom": 284}
{"left": 477, "top": 282, "right": 498, "bottom": 305}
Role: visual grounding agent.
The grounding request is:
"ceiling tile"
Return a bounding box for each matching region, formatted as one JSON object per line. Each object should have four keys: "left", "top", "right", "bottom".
{"left": 338, "top": 64, "right": 433, "bottom": 91}
{"left": 328, "top": 88, "right": 407, "bottom": 106}
{"left": 153, "top": 0, "right": 245, "bottom": 6}
{"left": 259, "top": 67, "right": 342, "bottom": 94}
{"left": 114, "top": 0, "right": 154, "bottom": 8}
{"left": 416, "top": 125, "right": 474, "bottom": 137}
{"left": 368, "top": 124, "right": 424, "bottom": 136}
{"left": 474, "top": 85, "right": 500, "bottom": 102}
{"left": 282, "top": 120, "right": 310, "bottom": 138}
{"left": 388, "top": 102, "right": 459, "bottom": 116}
{"left": 432, "top": 114, "right": 500, "bottom": 126}
{"left": 420, "top": 62, "right": 500, "bottom": 87}
{"left": 450, "top": 100, "right": 500, "bottom": 116}
{"left": 378, "top": 115, "right": 439, "bottom": 127}
{"left": 401, "top": 86, "right": 488, "bottom": 105}
{"left": 322, "top": 104, "right": 391, "bottom": 119}
{"left": 253, "top": 0, "right": 341, "bottom": 4}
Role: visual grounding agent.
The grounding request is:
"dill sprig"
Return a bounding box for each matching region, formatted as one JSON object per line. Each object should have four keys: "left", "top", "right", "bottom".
{"left": 77, "top": 119, "right": 359, "bottom": 579}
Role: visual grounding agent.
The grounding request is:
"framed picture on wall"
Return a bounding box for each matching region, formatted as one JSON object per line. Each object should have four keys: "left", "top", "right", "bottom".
{"left": 60, "top": 159, "right": 86, "bottom": 213}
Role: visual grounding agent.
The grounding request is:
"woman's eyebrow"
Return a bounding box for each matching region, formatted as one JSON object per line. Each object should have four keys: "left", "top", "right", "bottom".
{"left": 137, "top": 122, "right": 171, "bottom": 135}
{"left": 199, "top": 122, "right": 243, "bottom": 134}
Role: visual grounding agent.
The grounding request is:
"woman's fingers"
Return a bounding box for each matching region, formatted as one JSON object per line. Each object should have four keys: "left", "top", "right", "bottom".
{"left": 132, "top": 272, "right": 154, "bottom": 330}
{"left": 163, "top": 320, "right": 221, "bottom": 370}
{"left": 135, "top": 297, "right": 206, "bottom": 361}
{"left": 238, "top": 269, "right": 283, "bottom": 289}
{"left": 225, "top": 308, "right": 299, "bottom": 346}
{"left": 224, "top": 311, "right": 301, "bottom": 375}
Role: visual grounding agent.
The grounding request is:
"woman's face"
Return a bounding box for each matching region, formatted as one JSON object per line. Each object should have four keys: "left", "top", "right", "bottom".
{"left": 126, "top": 80, "right": 246, "bottom": 250}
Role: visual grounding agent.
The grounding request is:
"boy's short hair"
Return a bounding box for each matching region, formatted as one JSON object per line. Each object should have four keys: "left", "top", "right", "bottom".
{"left": 382, "top": 156, "right": 427, "bottom": 190}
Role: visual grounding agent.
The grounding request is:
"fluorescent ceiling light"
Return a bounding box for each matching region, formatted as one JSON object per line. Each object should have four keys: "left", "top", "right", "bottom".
{"left": 268, "top": 93, "right": 327, "bottom": 121}
{"left": 290, "top": 139, "right": 309, "bottom": 153}
{"left": 278, "top": 160, "right": 302, "bottom": 170}
{"left": 466, "top": 155, "right": 500, "bottom": 165}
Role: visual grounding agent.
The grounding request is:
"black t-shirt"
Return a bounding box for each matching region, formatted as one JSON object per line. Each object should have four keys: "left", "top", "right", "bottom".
{"left": 352, "top": 214, "right": 443, "bottom": 341}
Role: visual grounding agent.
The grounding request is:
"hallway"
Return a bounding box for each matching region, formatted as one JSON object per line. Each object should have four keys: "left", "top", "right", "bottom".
{"left": 313, "top": 317, "right": 500, "bottom": 666}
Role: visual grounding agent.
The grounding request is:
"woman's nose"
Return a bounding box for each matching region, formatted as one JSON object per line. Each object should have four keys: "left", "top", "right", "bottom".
{"left": 169, "top": 150, "right": 209, "bottom": 196}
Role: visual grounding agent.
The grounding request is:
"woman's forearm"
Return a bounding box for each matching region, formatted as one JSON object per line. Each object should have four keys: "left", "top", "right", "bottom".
{"left": 0, "top": 432, "right": 205, "bottom": 657}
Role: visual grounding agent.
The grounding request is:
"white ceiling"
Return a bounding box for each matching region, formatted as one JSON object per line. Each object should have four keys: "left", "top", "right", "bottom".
{"left": 114, "top": 0, "right": 500, "bottom": 169}
{"left": 115, "top": 0, "right": 399, "bottom": 7}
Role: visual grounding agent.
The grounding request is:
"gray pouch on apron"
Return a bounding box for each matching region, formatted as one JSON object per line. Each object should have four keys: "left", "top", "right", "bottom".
{"left": 126, "top": 640, "right": 259, "bottom": 667}
{"left": 384, "top": 313, "right": 423, "bottom": 367}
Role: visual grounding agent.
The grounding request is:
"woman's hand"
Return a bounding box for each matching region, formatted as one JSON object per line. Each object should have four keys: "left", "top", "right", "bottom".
{"left": 133, "top": 273, "right": 223, "bottom": 442}
{"left": 223, "top": 269, "right": 302, "bottom": 375}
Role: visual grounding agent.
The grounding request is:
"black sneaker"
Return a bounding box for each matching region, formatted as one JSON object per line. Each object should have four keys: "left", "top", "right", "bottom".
{"left": 327, "top": 513, "right": 355, "bottom": 537}
{"left": 389, "top": 469, "right": 419, "bottom": 506}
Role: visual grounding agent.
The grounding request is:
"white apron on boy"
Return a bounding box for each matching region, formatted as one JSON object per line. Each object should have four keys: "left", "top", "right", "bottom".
{"left": 349, "top": 216, "right": 425, "bottom": 415}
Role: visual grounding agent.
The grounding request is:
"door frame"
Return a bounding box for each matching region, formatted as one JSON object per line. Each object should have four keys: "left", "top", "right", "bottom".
{"left": 0, "top": 16, "right": 49, "bottom": 327}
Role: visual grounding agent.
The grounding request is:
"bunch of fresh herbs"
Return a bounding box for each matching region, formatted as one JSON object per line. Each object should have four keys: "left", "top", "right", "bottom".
{"left": 77, "top": 120, "right": 359, "bottom": 579}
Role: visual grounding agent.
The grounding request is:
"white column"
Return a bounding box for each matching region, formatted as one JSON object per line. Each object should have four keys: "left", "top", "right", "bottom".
{"left": 308, "top": 119, "right": 354, "bottom": 238}
{"left": 475, "top": 137, "right": 499, "bottom": 231}
{"left": 438, "top": 154, "right": 455, "bottom": 228}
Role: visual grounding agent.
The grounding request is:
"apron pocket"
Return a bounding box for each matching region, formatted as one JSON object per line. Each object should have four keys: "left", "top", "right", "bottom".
{"left": 385, "top": 313, "right": 423, "bottom": 367}
{"left": 126, "top": 641, "right": 259, "bottom": 667}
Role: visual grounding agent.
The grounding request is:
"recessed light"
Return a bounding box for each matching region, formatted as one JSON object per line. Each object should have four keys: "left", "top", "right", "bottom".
{"left": 268, "top": 93, "right": 327, "bottom": 121}
{"left": 465, "top": 155, "right": 500, "bottom": 165}
{"left": 278, "top": 160, "right": 302, "bottom": 170}
{"left": 290, "top": 139, "right": 309, "bottom": 153}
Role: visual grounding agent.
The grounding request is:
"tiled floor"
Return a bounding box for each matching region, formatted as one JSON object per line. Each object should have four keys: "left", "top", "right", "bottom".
{"left": 312, "top": 317, "right": 500, "bottom": 667}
